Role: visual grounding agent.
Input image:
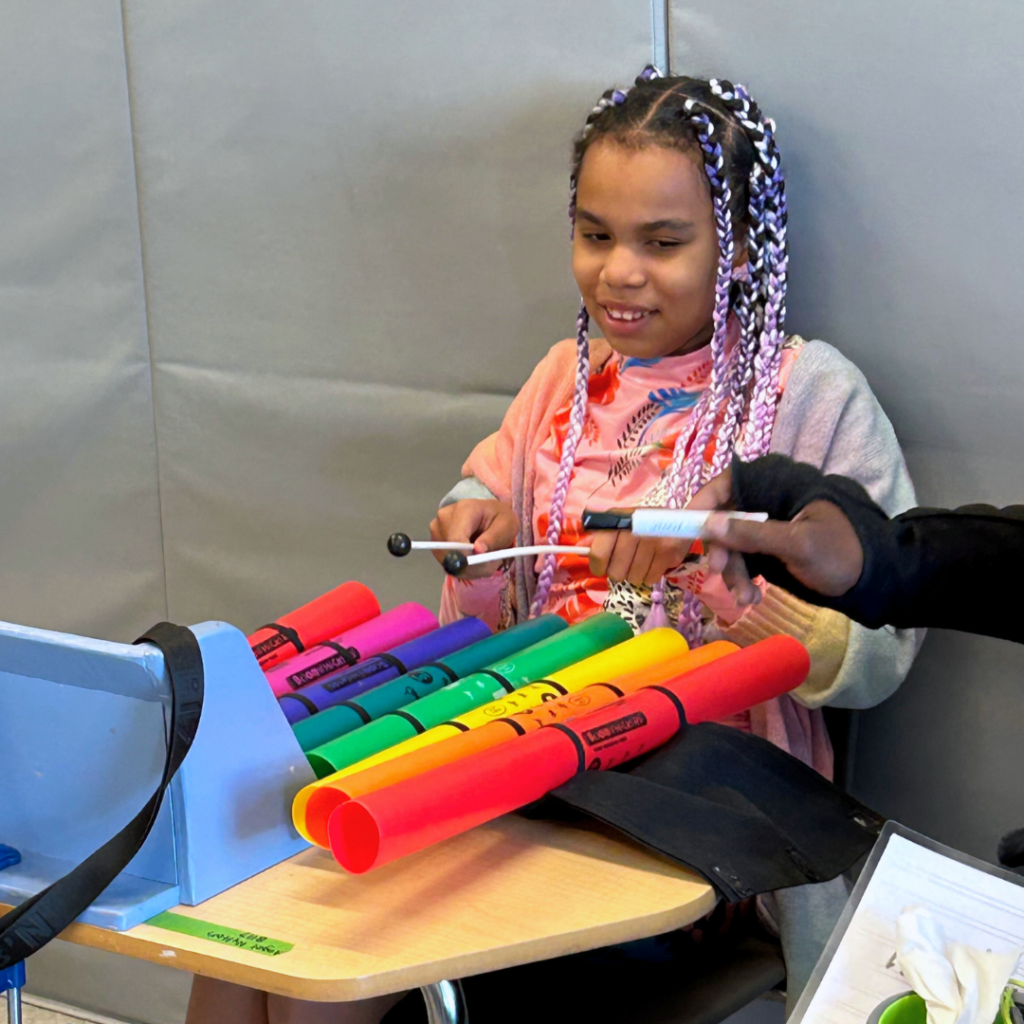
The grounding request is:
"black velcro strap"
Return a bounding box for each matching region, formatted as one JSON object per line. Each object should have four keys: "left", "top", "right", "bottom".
{"left": 0, "top": 622, "right": 204, "bottom": 970}
{"left": 548, "top": 723, "right": 587, "bottom": 773}
{"left": 336, "top": 700, "right": 373, "bottom": 725}
{"left": 477, "top": 669, "right": 515, "bottom": 694}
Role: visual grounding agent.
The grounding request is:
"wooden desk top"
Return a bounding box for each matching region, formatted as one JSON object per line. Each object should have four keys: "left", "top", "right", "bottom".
{"left": 8, "top": 817, "right": 715, "bottom": 1002}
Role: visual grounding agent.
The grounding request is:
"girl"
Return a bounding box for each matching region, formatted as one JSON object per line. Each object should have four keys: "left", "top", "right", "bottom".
{"left": 187, "top": 69, "right": 919, "bottom": 1024}
{"left": 430, "top": 67, "right": 920, "bottom": 1009}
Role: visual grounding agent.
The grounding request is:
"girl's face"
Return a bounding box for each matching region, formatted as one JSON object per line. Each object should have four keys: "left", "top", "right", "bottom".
{"left": 572, "top": 139, "right": 723, "bottom": 360}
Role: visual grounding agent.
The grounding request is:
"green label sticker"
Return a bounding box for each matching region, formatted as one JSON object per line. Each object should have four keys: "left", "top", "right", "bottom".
{"left": 146, "top": 911, "right": 293, "bottom": 957}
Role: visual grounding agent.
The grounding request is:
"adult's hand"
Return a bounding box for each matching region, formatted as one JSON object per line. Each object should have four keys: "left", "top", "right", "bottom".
{"left": 689, "top": 468, "right": 865, "bottom": 605}
{"left": 429, "top": 499, "right": 520, "bottom": 579}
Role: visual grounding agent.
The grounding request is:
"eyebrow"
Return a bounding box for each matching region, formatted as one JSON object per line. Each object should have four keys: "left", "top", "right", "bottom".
{"left": 576, "top": 209, "right": 695, "bottom": 232}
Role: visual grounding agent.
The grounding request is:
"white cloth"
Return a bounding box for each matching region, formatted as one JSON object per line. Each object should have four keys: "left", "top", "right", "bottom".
{"left": 896, "top": 906, "right": 1020, "bottom": 1024}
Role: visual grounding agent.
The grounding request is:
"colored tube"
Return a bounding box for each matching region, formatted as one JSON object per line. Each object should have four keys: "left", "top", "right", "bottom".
{"left": 304, "top": 639, "right": 736, "bottom": 847}
{"left": 279, "top": 618, "right": 491, "bottom": 724}
{"left": 328, "top": 634, "right": 810, "bottom": 873}
{"left": 315, "top": 628, "right": 688, "bottom": 783}
{"left": 248, "top": 581, "right": 380, "bottom": 670}
{"left": 292, "top": 610, "right": 581, "bottom": 835}
{"left": 302, "top": 611, "right": 632, "bottom": 777}
{"left": 291, "top": 614, "right": 566, "bottom": 752}
{"left": 264, "top": 603, "right": 439, "bottom": 697}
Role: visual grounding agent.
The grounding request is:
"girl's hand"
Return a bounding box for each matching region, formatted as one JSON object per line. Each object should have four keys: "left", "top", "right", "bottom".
{"left": 429, "top": 499, "right": 520, "bottom": 580}
{"left": 588, "top": 518, "right": 690, "bottom": 587}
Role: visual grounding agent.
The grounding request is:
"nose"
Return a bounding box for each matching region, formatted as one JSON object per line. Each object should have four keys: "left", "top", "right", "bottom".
{"left": 599, "top": 244, "right": 646, "bottom": 290}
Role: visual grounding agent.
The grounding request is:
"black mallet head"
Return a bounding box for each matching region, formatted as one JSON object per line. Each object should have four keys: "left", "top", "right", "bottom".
{"left": 442, "top": 551, "right": 469, "bottom": 576}
{"left": 387, "top": 532, "right": 412, "bottom": 557}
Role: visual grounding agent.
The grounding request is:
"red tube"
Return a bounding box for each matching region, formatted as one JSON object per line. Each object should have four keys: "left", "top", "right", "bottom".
{"left": 666, "top": 634, "right": 809, "bottom": 723}
{"left": 330, "top": 635, "right": 809, "bottom": 873}
{"left": 247, "top": 581, "right": 380, "bottom": 670}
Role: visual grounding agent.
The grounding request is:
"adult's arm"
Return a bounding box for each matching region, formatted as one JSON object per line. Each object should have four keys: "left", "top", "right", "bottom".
{"left": 705, "top": 454, "right": 1024, "bottom": 643}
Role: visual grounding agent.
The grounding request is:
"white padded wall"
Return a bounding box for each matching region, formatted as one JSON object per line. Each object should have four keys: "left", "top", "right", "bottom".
{"left": 121, "top": 0, "right": 651, "bottom": 631}
{"left": 669, "top": 1, "right": 1024, "bottom": 861}
{"left": 0, "top": 1, "right": 166, "bottom": 642}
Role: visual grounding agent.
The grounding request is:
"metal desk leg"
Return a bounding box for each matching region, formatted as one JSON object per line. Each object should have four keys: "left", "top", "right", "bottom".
{"left": 1, "top": 962, "right": 25, "bottom": 1024}
{"left": 6, "top": 985, "right": 21, "bottom": 1024}
{"left": 420, "top": 980, "right": 468, "bottom": 1024}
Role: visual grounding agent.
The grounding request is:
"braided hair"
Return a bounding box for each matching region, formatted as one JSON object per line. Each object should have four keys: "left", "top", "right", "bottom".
{"left": 529, "top": 69, "right": 789, "bottom": 639}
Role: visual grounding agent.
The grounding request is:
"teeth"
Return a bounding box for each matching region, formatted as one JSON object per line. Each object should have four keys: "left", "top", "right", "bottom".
{"left": 607, "top": 308, "right": 649, "bottom": 321}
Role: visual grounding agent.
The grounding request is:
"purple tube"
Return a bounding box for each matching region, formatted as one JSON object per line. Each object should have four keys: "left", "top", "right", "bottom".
{"left": 278, "top": 617, "right": 491, "bottom": 724}
{"left": 264, "top": 602, "right": 438, "bottom": 697}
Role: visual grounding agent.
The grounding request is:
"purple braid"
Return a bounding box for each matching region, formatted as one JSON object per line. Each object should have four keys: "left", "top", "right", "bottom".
{"left": 740, "top": 115, "right": 788, "bottom": 458}
{"left": 530, "top": 75, "right": 650, "bottom": 617}
{"left": 530, "top": 302, "right": 591, "bottom": 616}
{"left": 663, "top": 106, "right": 736, "bottom": 508}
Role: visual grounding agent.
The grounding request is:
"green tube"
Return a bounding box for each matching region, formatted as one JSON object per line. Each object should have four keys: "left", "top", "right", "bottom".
{"left": 306, "top": 611, "right": 632, "bottom": 778}
{"left": 292, "top": 613, "right": 566, "bottom": 752}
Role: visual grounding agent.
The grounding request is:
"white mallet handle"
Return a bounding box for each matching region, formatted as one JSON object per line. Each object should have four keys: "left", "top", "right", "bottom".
{"left": 630, "top": 509, "right": 768, "bottom": 538}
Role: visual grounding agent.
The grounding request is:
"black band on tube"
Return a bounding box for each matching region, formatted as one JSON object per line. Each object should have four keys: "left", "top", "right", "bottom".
{"left": 423, "top": 661, "right": 459, "bottom": 683}
{"left": 336, "top": 700, "right": 373, "bottom": 725}
{"left": 281, "top": 693, "right": 319, "bottom": 716}
{"left": 497, "top": 718, "right": 528, "bottom": 736}
{"left": 549, "top": 723, "right": 587, "bottom": 773}
{"left": 533, "top": 679, "right": 569, "bottom": 696}
{"left": 374, "top": 653, "right": 408, "bottom": 675}
{"left": 387, "top": 710, "right": 426, "bottom": 734}
{"left": 258, "top": 622, "right": 304, "bottom": 654}
{"left": 320, "top": 641, "right": 360, "bottom": 666}
{"left": 648, "top": 685, "right": 688, "bottom": 728}
{"left": 478, "top": 669, "right": 515, "bottom": 694}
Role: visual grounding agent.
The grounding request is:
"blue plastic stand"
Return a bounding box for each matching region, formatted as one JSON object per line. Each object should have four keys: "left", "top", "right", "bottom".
{"left": 0, "top": 619, "right": 317, "bottom": 930}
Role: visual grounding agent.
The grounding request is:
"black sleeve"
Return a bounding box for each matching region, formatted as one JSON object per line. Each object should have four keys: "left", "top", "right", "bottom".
{"left": 729, "top": 455, "right": 1024, "bottom": 643}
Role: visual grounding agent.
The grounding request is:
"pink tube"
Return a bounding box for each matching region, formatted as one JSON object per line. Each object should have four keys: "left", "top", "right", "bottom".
{"left": 264, "top": 603, "right": 438, "bottom": 697}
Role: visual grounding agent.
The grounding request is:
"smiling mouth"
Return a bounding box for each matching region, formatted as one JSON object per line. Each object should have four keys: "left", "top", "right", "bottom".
{"left": 602, "top": 305, "right": 657, "bottom": 323}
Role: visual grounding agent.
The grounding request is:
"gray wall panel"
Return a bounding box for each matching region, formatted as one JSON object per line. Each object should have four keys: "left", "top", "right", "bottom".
{"left": 122, "top": 0, "right": 651, "bottom": 631}
{"left": 155, "top": 363, "right": 512, "bottom": 626}
{"left": 0, "top": 1, "right": 164, "bottom": 642}
{"left": 670, "top": 1, "right": 1024, "bottom": 860}
{"left": 122, "top": 0, "right": 651, "bottom": 394}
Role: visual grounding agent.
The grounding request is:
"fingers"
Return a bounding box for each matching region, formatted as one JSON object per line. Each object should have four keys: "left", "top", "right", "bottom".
{"left": 704, "top": 501, "right": 864, "bottom": 599}
{"left": 703, "top": 515, "right": 800, "bottom": 559}
{"left": 474, "top": 508, "right": 520, "bottom": 554}
{"left": 590, "top": 533, "right": 688, "bottom": 587}
{"left": 430, "top": 500, "right": 518, "bottom": 579}
{"left": 718, "top": 549, "right": 760, "bottom": 607}
{"left": 686, "top": 468, "right": 734, "bottom": 512}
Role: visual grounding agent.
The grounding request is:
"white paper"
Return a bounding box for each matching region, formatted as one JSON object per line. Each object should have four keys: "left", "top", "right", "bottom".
{"left": 801, "top": 836, "right": 1024, "bottom": 1024}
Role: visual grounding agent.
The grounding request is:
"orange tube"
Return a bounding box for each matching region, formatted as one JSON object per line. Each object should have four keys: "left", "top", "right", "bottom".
{"left": 303, "top": 640, "right": 736, "bottom": 847}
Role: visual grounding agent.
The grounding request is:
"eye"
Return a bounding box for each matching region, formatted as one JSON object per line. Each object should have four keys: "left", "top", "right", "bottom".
{"left": 649, "top": 239, "right": 683, "bottom": 250}
{"left": 581, "top": 232, "right": 612, "bottom": 243}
